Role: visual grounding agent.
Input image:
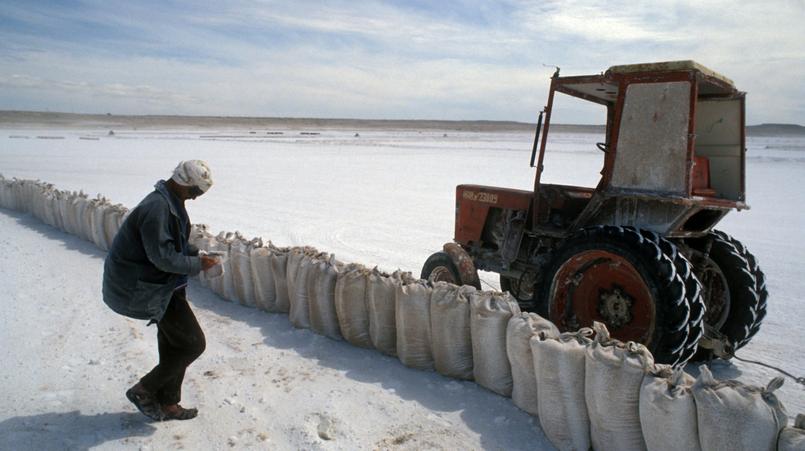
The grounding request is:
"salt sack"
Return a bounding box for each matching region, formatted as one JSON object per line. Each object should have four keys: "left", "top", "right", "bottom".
{"left": 585, "top": 322, "right": 652, "bottom": 451}
{"left": 430, "top": 283, "right": 474, "bottom": 380}
{"left": 469, "top": 291, "right": 520, "bottom": 396}
{"left": 335, "top": 263, "right": 372, "bottom": 348}
{"left": 693, "top": 366, "right": 787, "bottom": 451}
{"left": 639, "top": 366, "right": 701, "bottom": 451}
{"left": 506, "top": 312, "right": 559, "bottom": 415}
{"left": 286, "top": 247, "right": 313, "bottom": 314}
{"left": 367, "top": 268, "right": 406, "bottom": 356}
{"left": 207, "top": 232, "right": 233, "bottom": 298}
{"left": 250, "top": 243, "right": 277, "bottom": 312}
{"left": 532, "top": 329, "right": 593, "bottom": 451}
{"left": 269, "top": 249, "right": 291, "bottom": 313}
{"left": 188, "top": 224, "right": 215, "bottom": 288}
{"left": 778, "top": 414, "right": 805, "bottom": 451}
{"left": 102, "top": 204, "right": 126, "bottom": 247}
{"left": 77, "top": 195, "right": 95, "bottom": 243}
{"left": 230, "top": 235, "right": 257, "bottom": 307}
{"left": 289, "top": 254, "right": 316, "bottom": 329}
{"left": 308, "top": 255, "right": 342, "bottom": 340}
{"left": 89, "top": 197, "right": 109, "bottom": 250}
{"left": 395, "top": 279, "right": 434, "bottom": 370}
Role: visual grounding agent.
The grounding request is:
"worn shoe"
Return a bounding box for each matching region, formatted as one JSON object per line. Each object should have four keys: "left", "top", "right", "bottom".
{"left": 125, "top": 383, "right": 164, "bottom": 421}
{"left": 161, "top": 404, "right": 198, "bottom": 421}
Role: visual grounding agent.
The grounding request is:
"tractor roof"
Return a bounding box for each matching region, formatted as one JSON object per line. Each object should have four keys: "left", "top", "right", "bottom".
{"left": 555, "top": 60, "right": 738, "bottom": 105}
{"left": 607, "top": 60, "right": 735, "bottom": 88}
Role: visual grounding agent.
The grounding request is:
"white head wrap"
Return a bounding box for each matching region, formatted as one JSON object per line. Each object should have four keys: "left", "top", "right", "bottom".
{"left": 171, "top": 160, "right": 213, "bottom": 193}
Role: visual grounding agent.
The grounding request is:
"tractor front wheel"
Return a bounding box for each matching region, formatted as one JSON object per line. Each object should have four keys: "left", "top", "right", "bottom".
{"left": 421, "top": 252, "right": 462, "bottom": 285}
{"left": 541, "top": 226, "right": 704, "bottom": 366}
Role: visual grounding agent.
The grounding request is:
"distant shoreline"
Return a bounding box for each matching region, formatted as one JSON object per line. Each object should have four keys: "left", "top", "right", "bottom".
{"left": 0, "top": 110, "right": 802, "bottom": 136}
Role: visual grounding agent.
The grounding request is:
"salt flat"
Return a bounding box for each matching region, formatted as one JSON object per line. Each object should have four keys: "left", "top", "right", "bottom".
{"left": 1, "top": 124, "right": 803, "bottom": 449}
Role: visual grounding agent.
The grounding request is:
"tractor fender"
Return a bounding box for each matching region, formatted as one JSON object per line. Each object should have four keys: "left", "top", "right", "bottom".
{"left": 442, "top": 242, "right": 481, "bottom": 289}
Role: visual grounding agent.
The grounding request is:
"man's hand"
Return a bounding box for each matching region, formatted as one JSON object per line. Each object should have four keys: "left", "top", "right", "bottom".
{"left": 200, "top": 255, "right": 219, "bottom": 271}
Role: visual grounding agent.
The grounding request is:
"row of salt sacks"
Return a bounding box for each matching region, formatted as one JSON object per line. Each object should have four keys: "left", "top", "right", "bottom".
{"left": 309, "top": 254, "right": 342, "bottom": 340}
{"left": 585, "top": 321, "right": 652, "bottom": 451}
{"left": 639, "top": 365, "right": 700, "bottom": 451}
{"left": 288, "top": 247, "right": 321, "bottom": 329}
{"left": 693, "top": 366, "right": 787, "bottom": 451}
{"left": 396, "top": 278, "right": 434, "bottom": 369}
{"left": 430, "top": 282, "right": 474, "bottom": 380}
{"left": 335, "top": 263, "right": 372, "bottom": 348}
{"left": 368, "top": 268, "right": 412, "bottom": 356}
{"left": 269, "top": 245, "right": 291, "bottom": 313}
{"left": 779, "top": 414, "right": 805, "bottom": 451}
{"left": 251, "top": 241, "right": 288, "bottom": 312}
{"left": 507, "top": 312, "right": 559, "bottom": 415}
{"left": 470, "top": 290, "right": 520, "bottom": 396}
{"left": 230, "top": 233, "right": 258, "bottom": 306}
{"left": 532, "top": 328, "right": 594, "bottom": 451}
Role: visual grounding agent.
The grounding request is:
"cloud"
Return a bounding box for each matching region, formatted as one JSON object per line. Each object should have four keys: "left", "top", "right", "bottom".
{"left": 0, "top": 0, "right": 803, "bottom": 123}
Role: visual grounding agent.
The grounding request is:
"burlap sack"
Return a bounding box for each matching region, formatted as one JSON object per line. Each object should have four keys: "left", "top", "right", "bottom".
{"left": 289, "top": 254, "right": 316, "bottom": 329}
{"left": 270, "top": 249, "right": 291, "bottom": 313}
{"left": 308, "top": 255, "right": 342, "bottom": 340}
{"left": 395, "top": 280, "right": 434, "bottom": 370}
{"left": 693, "top": 366, "right": 787, "bottom": 451}
{"left": 368, "top": 269, "right": 410, "bottom": 356}
{"left": 506, "top": 312, "right": 559, "bottom": 415}
{"left": 639, "top": 365, "right": 701, "bottom": 451}
{"left": 585, "top": 322, "right": 652, "bottom": 451}
{"left": 778, "top": 414, "right": 805, "bottom": 451}
{"left": 335, "top": 263, "right": 372, "bottom": 348}
{"left": 469, "top": 291, "right": 520, "bottom": 396}
{"left": 250, "top": 242, "right": 277, "bottom": 312}
{"left": 430, "top": 283, "right": 475, "bottom": 380}
{"left": 230, "top": 235, "right": 257, "bottom": 307}
{"left": 532, "top": 329, "right": 593, "bottom": 451}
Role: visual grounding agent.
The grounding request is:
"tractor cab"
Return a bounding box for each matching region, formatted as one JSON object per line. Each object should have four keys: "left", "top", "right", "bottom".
{"left": 530, "top": 60, "right": 746, "bottom": 239}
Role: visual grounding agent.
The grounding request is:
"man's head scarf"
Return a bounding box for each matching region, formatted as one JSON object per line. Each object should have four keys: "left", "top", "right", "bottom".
{"left": 171, "top": 160, "right": 213, "bottom": 193}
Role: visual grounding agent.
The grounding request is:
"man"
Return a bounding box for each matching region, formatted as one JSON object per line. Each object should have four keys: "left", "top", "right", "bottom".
{"left": 102, "top": 160, "right": 219, "bottom": 421}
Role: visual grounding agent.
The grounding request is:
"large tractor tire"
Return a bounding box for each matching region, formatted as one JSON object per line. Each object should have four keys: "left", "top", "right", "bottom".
{"left": 540, "top": 226, "right": 705, "bottom": 366}
{"left": 421, "top": 251, "right": 462, "bottom": 285}
{"left": 685, "top": 230, "right": 768, "bottom": 354}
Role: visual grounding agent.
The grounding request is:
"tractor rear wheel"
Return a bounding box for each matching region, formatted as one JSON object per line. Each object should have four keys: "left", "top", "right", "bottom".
{"left": 686, "top": 230, "right": 768, "bottom": 354}
{"left": 541, "top": 226, "right": 704, "bottom": 366}
{"left": 421, "top": 251, "right": 461, "bottom": 285}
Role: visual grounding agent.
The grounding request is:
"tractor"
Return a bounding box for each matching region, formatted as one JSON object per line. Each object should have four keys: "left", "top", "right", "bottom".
{"left": 421, "top": 61, "right": 767, "bottom": 366}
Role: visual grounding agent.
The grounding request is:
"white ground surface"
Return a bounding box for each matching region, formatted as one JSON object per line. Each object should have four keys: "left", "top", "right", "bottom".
{"left": 1, "top": 126, "right": 803, "bottom": 449}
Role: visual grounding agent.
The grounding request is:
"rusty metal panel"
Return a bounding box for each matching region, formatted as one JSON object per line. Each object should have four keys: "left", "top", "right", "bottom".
{"left": 610, "top": 81, "right": 691, "bottom": 195}
{"left": 454, "top": 185, "right": 532, "bottom": 244}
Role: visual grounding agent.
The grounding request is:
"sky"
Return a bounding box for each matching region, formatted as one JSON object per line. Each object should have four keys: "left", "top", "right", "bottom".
{"left": 0, "top": 0, "right": 804, "bottom": 124}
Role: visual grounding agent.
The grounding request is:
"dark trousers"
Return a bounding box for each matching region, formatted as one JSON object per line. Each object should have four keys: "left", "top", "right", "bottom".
{"left": 139, "top": 288, "right": 206, "bottom": 405}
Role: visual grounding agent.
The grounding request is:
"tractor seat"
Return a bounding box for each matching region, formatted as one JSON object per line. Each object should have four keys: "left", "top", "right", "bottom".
{"left": 692, "top": 156, "right": 717, "bottom": 197}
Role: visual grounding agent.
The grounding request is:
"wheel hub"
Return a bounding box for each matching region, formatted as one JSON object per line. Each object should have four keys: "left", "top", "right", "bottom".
{"left": 429, "top": 266, "right": 457, "bottom": 284}
{"left": 598, "top": 287, "right": 633, "bottom": 329}
{"left": 549, "top": 249, "right": 656, "bottom": 344}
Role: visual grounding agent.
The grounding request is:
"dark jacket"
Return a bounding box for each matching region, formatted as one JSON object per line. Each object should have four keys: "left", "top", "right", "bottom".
{"left": 102, "top": 181, "right": 202, "bottom": 321}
